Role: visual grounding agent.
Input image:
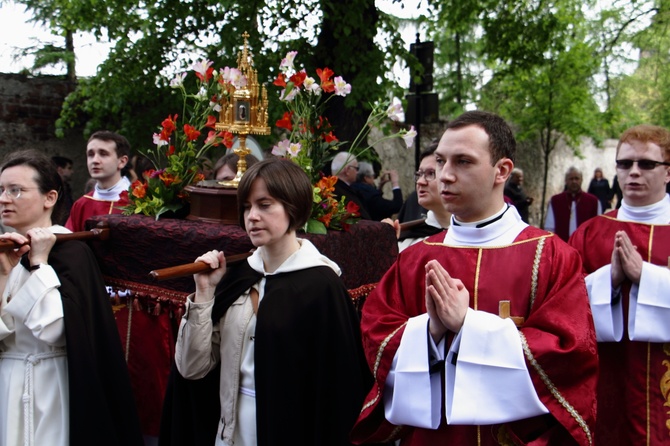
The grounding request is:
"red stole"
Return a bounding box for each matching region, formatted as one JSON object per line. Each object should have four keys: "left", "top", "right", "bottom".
{"left": 569, "top": 213, "right": 670, "bottom": 445}
{"left": 551, "top": 191, "right": 599, "bottom": 241}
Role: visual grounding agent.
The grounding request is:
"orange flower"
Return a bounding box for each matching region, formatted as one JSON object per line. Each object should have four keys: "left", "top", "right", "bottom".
{"left": 222, "top": 131, "right": 234, "bottom": 149}
{"left": 273, "top": 73, "right": 287, "bottom": 87}
{"left": 323, "top": 131, "right": 338, "bottom": 143}
{"left": 318, "top": 212, "right": 333, "bottom": 227}
{"left": 205, "top": 115, "right": 217, "bottom": 129}
{"left": 183, "top": 124, "right": 201, "bottom": 141}
{"left": 159, "top": 171, "right": 180, "bottom": 187}
{"left": 194, "top": 172, "right": 205, "bottom": 182}
{"left": 161, "top": 114, "right": 178, "bottom": 135}
{"left": 276, "top": 111, "right": 293, "bottom": 131}
{"left": 131, "top": 180, "right": 146, "bottom": 199}
{"left": 316, "top": 67, "right": 335, "bottom": 93}
{"left": 316, "top": 175, "right": 338, "bottom": 194}
{"left": 289, "top": 71, "right": 307, "bottom": 88}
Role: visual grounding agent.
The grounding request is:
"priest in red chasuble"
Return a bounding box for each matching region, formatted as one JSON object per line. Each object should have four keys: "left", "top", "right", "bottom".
{"left": 569, "top": 124, "right": 670, "bottom": 446}
{"left": 544, "top": 166, "right": 601, "bottom": 242}
{"left": 351, "top": 111, "right": 597, "bottom": 446}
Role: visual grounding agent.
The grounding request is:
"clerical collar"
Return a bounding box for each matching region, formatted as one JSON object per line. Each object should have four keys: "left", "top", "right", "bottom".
{"left": 93, "top": 176, "right": 131, "bottom": 201}
{"left": 451, "top": 204, "right": 511, "bottom": 228}
{"left": 619, "top": 194, "right": 670, "bottom": 224}
{"left": 444, "top": 204, "right": 528, "bottom": 247}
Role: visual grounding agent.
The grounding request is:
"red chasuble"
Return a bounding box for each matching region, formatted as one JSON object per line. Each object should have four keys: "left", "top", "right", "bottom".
{"left": 569, "top": 212, "right": 670, "bottom": 446}
{"left": 65, "top": 191, "right": 129, "bottom": 232}
{"left": 352, "top": 227, "right": 597, "bottom": 446}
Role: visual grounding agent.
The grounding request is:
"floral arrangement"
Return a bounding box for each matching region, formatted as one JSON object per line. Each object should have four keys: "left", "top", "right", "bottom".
{"left": 123, "top": 60, "right": 238, "bottom": 219}
{"left": 271, "top": 51, "right": 417, "bottom": 234}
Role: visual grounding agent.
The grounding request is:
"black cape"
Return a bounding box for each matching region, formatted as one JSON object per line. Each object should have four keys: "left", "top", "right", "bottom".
{"left": 159, "top": 260, "right": 372, "bottom": 446}
{"left": 28, "top": 240, "right": 144, "bottom": 446}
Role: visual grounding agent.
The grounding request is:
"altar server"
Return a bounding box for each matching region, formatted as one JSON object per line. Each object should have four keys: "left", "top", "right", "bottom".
{"left": 161, "top": 157, "right": 370, "bottom": 446}
{"left": 351, "top": 111, "right": 597, "bottom": 445}
{"left": 0, "top": 150, "right": 142, "bottom": 446}
{"left": 569, "top": 124, "right": 670, "bottom": 445}
{"left": 65, "top": 130, "right": 130, "bottom": 231}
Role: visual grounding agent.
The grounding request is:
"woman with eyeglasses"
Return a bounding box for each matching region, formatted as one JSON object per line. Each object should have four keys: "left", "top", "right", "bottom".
{"left": 0, "top": 150, "right": 142, "bottom": 446}
{"left": 384, "top": 143, "right": 451, "bottom": 252}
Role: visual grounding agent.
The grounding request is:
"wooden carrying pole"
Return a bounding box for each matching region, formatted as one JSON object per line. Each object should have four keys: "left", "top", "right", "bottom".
{"left": 148, "top": 252, "right": 253, "bottom": 281}
{"left": 0, "top": 224, "right": 110, "bottom": 253}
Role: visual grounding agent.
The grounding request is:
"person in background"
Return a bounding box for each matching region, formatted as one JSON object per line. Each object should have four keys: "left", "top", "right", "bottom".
{"left": 352, "top": 111, "right": 597, "bottom": 446}
{"left": 587, "top": 167, "right": 612, "bottom": 211}
{"left": 384, "top": 143, "right": 451, "bottom": 252}
{"left": 213, "top": 152, "right": 260, "bottom": 181}
{"left": 504, "top": 167, "right": 533, "bottom": 223}
{"left": 51, "top": 156, "right": 74, "bottom": 225}
{"left": 331, "top": 151, "right": 371, "bottom": 220}
{"left": 65, "top": 130, "right": 130, "bottom": 232}
{"left": 351, "top": 162, "right": 403, "bottom": 221}
{"left": 611, "top": 174, "right": 624, "bottom": 209}
{"left": 569, "top": 124, "right": 670, "bottom": 446}
{"left": 544, "top": 166, "right": 601, "bottom": 241}
{"left": 160, "top": 158, "right": 371, "bottom": 446}
{"left": 0, "top": 150, "right": 142, "bottom": 446}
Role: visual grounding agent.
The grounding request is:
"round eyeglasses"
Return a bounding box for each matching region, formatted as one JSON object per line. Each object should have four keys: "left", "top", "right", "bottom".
{"left": 414, "top": 169, "right": 436, "bottom": 182}
{"left": 0, "top": 186, "right": 38, "bottom": 200}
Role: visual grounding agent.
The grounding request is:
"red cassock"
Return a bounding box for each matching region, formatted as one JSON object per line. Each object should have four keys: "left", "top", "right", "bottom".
{"left": 351, "top": 226, "right": 597, "bottom": 446}
{"left": 65, "top": 191, "right": 129, "bottom": 232}
{"left": 569, "top": 212, "right": 670, "bottom": 446}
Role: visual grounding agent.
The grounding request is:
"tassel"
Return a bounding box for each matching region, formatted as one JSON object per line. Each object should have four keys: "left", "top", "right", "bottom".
{"left": 132, "top": 298, "right": 141, "bottom": 312}
{"left": 153, "top": 301, "right": 162, "bottom": 316}
{"left": 175, "top": 307, "right": 184, "bottom": 321}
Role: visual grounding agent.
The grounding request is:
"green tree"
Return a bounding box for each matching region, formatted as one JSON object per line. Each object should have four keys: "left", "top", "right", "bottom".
{"left": 476, "top": 0, "right": 602, "bottom": 223}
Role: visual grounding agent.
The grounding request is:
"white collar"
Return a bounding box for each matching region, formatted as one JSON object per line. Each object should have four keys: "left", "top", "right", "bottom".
{"left": 618, "top": 194, "right": 670, "bottom": 224}
{"left": 443, "top": 204, "right": 528, "bottom": 247}
{"left": 247, "top": 238, "right": 341, "bottom": 276}
{"left": 93, "top": 177, "right": 130, "bottom": 201}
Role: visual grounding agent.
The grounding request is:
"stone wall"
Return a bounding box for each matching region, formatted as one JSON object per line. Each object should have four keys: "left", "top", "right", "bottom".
{"left": 0, "top": 73, "right": 88, "bottom": 196}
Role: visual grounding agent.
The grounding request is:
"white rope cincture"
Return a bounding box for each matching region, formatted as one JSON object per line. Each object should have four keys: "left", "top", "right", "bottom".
{"left": 0, "top": 349, "right": 67, "bottom": 446}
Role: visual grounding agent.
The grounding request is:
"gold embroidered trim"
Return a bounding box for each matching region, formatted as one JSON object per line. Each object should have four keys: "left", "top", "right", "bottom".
{"left": 360, "top": 321, "right": 408, "bottom": 413}
{"left": 474, "top": 249, "right": 482, "bottom": 310}
{"left": 662, "top": 344, "right": 670, "bottom": 438}
{"left": 529, "top": 237, "right": 546, "bottom": 310}
{"left": 421, "top": 233, "right": 555, "bottom": 250}
{"left": 382, "top": 425, "right": 404, "bottom": 443}
{"left": 519, "top": 332, "right": 592, "bottom": 445}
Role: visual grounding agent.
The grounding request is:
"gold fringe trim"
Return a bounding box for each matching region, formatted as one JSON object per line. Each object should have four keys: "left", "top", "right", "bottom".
{"left": 360, "top": 321, "right": 408, "bottom": 414}
{"left": 662, "top": 344, "right": 670, "bottom": 438}
{"left": 519, "top": 332, "right": 592, "bottom": 445}
{"left": 529, "top": 237, "right": 546, "bottom": 311}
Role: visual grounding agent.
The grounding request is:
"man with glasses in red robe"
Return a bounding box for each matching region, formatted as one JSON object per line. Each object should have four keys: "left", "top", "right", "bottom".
{"left": 569, "top": 124, "right": 670, "bottom": 446}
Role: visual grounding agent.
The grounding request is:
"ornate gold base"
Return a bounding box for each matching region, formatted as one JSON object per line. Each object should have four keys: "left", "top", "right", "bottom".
{"left": 184, "top": 182, "right": 239, "bottom": 225}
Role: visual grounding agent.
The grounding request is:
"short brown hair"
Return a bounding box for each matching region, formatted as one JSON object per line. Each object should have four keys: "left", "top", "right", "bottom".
{"left": 88, "top": 130, "right": 131, "bottom": 159}
{"left": 447, "top": 110, "right": 516, "bottom": 164}
{"left": 617, "top": 124, "right": 670, "bottom": 162}
{"left": 237, "top": 158, "right": 312, "bottom": 231}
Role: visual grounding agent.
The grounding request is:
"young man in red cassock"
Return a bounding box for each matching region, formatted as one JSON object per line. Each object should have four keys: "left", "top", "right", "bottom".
{"left": 544, "top": 167, "right": 601, "bottom": 242}
{"left": 65, "top": 131, "right": 130, "bottom": 232}
{"left": 569, "top": 124, "right": 670, "bottom": 446}
{"left": 351, "top": 111, "right": 598, "bottom": 446}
